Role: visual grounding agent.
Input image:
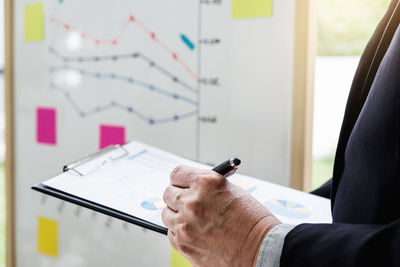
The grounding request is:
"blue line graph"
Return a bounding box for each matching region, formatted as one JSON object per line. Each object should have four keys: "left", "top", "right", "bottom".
{"left": 49, "top": 83, "right": 198, "bottom": 125}
{"left": 49, "top": 65, "right": 198, "bottom": 106}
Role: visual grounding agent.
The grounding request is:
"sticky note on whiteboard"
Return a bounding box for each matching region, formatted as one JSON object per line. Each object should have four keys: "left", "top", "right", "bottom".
{"left": 36, "top": 107, "right": 57, "bottom": 145}
{"left": 232, "top": 0, "right": 273, "bottom": 19}
{"left": 171, "top": 249, "right": 191, "bottom": 267}
{"left": 24, "top": 3, "right": 44, "bottom": 42}
{"left": 37, "top": 216, "right": 58, "bottom": 257}
{"left": 99, "top": 124, "right": 126, "bottom": 149}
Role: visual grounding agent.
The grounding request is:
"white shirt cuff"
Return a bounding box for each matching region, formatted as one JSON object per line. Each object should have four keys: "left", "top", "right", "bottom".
{"left": 256, "top": 224, "right": 295, "bottom": 267}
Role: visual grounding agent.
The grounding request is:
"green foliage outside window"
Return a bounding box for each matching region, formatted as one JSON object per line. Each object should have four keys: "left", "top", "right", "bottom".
{"left": 318, "top": 0, "right": 390, "bottom": 56}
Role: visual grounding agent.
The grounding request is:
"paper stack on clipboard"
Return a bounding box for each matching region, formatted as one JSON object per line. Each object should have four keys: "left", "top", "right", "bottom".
{"left": 32, "top": 141, "right": 332, "bottom": 235}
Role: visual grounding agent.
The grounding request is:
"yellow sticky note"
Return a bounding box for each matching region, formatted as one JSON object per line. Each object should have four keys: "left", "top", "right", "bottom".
{"left": 24, "top": 3, "right": 44, "bottom": 42}
{"left": 232, "top": 0, "right": 273, "bottom": 19}
{"left": 37, "top": 216, "right": 58, "bottom": 257}
{"left": 171, "top": 249, "right": 191, "bottom": 267}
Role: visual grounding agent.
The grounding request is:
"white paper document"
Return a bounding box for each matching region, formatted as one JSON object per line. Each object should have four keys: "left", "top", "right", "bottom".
{"left": 43, "top": 141, "right": 332, "bottom": 227}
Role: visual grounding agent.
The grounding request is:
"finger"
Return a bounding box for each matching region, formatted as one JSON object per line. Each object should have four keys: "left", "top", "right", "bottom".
{"left": 167, "top": 229, "right": 195, "bottom": 262}
{"left": 163, "top": 185, "right": 185, "bottom": 212}
{"left": 167, "top": 229, "right": 178, "bottom": 250}
{"left": 170, "top": 165, "right": 200, "bottom": 188}
{"left": 168, "top": 229, "right": 198, "bottom": 264}
{"left": 162, "top": 206, "right": 181, "bottom": 230}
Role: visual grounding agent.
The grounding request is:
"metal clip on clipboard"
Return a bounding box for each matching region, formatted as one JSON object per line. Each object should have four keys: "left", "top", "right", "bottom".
{"left": 63, "top": 145, "right": 129, "bottom": 176}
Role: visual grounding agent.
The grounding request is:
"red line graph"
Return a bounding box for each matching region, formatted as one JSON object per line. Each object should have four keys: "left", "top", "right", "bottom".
{"left": 49, "top": 14, "right": 197, "bottom": 80}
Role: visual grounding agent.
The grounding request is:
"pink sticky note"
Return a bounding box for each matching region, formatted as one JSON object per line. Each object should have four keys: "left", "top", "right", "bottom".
{"left": 99, "top": 125, "right": 126, "bottom": 149}
{"left": 36, "top": 107, "right": 57, "bottom": 145}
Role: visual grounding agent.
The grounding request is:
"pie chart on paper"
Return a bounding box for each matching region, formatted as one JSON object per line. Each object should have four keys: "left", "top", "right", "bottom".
{"left": 141, "top": 198, "right": 166, "bottom": 211}
{"left": 264, "top": 199, "right": 311, "bottom": 219}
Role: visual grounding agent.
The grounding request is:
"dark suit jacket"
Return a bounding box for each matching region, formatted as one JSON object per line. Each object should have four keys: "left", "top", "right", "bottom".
{"left": 281, "top": 1, "right": 400, "bottom": 266}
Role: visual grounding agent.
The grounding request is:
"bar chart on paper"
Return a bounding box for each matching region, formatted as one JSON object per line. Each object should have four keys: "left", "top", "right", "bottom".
{"left": 264, "top": 200, "right": 311, "bottom": 219}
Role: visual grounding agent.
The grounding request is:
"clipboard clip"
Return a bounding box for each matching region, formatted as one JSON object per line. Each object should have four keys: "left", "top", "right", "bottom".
{"left": 63, "top": 145, "right": 129, "bottom": 176}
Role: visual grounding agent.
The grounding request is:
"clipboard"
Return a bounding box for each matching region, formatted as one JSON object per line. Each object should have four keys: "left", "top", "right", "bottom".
{"left": 32, "top": 140, "right": 332, "bottom": 237}
{"left": 32, "top": 144, "right": 169, "bottom": 235}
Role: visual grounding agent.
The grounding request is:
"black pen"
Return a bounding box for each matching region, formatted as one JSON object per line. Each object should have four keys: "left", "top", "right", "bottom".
{"left": 212, "top": 158, "right": 241, "bottom": 178}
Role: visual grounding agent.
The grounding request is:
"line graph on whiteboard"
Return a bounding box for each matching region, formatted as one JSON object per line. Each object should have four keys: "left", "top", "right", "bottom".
{"left": 45, "top": 0, "right": 209, "bottom": 159}
{"left": 48, "top": 12, "right": 198, "bottom": 119}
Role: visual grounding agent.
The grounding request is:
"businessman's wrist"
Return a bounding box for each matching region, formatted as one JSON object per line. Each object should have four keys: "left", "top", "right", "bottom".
{"left": 239, "top": 215, "right": 281, "bottom": 267}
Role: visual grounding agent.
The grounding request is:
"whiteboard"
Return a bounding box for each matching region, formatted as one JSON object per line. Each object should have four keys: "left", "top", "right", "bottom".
{"left": 11, "top": 0, "right": 302, "bottom": 266}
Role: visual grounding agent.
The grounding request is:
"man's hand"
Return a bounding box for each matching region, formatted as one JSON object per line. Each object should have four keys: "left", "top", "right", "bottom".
{"left": 162, "top": 165, "right": 281, "bottom": 267}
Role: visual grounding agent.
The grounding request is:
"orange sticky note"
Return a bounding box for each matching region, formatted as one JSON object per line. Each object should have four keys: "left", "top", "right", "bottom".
{"left": 232, "top": 0, "right": 273, "bottom": 19}
{"left": 171, "top": 249, "right": 192, "bottom": 267}
{"left": 37, "top": 216, "right": 58, "bottom": 257}
{"left": 24, "top": 3, "right": 44, "bottom": 42}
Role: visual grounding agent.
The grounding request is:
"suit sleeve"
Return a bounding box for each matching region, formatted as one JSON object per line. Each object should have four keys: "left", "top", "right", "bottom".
{"left": 280, "top": 219, "right": 400, "bottom": 267}
{"left": 310, "top": 179, "right": 332, "bottom": 199}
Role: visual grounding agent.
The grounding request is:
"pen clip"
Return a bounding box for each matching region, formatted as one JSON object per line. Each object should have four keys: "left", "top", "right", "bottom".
{"left": 223, "top": 168, "right": 237, "bottom": 179}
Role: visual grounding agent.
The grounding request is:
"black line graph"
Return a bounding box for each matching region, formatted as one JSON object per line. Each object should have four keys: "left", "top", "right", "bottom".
{"left": 48, "top": 47, "right": 197, "bottom": 94}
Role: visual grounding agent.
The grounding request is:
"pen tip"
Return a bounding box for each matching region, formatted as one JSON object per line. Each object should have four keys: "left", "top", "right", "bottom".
{"left": 233, "top": 158, "right": 241, "bottom": 166}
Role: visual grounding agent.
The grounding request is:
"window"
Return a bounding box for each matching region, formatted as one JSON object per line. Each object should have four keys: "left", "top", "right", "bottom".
{"left": 312, "top": 0, "right": 390, "bottom": 189}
